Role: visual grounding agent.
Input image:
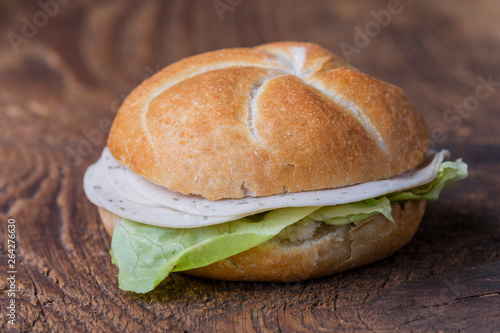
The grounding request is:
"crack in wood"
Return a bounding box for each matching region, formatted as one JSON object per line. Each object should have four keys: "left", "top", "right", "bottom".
{"left": 21, "top": 261, "right": 48, "bottom": 330}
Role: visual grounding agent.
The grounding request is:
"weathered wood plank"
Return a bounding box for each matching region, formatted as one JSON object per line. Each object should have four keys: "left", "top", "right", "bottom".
{"left": 1, "top": 0, "right": 499, "bottom": 331}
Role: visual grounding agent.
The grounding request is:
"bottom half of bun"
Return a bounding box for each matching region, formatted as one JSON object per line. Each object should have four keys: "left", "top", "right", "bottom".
{"left": 98, "top": 200, "right": 425, "bottom": 282}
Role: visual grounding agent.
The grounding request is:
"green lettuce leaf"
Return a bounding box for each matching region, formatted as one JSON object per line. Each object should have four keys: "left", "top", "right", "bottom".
{"left": 310, "top": 197, "right": 393, "bottom": 225}
{"left": 110, "top": 159, "right": 467, "bottom": 293}
{"left": 387, "top": 159, "right": 468, "bottom": 202}
{"left": 111, "top": 206, "right": 318, "bottom": 293}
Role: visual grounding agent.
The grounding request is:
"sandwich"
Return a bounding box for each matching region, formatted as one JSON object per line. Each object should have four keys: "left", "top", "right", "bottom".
{"left": 83, "top": 42, "right": 467, "bottom": 293}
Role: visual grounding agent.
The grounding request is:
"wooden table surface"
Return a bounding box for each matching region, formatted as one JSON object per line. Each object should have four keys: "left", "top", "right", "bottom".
{"left": 1, "top": 0, "right": 499, "bottom": 332}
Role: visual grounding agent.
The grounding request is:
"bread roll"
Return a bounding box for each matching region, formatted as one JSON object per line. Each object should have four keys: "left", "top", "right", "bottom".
{"left": 107, "top": 42, "right": 429, "bottom": 200}
{"left": 98, "top": 42, "right": 431, "bottom": 283}
{"left": 98, "top": 200, "right": 425, "bottom": 281}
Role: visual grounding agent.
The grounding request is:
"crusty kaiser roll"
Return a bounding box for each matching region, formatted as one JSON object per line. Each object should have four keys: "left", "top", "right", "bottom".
{"left": 107, "top": 41, "right": 429, "bottom": 201}
{"left": 84, "top": 42, "right": 467, "bottom": 292}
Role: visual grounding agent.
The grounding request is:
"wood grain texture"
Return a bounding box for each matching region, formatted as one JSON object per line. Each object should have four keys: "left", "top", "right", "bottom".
{"left": 0, "top": 0, "right": 499, "bottom": 331}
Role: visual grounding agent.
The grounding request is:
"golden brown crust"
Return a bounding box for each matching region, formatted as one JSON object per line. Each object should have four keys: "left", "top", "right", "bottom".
{"left": 107, "top": 41, "right": 430, "bottom": 200}
{"left": 98, "top": 207, "right": 121, "bottom": 236}
{"left": 98, "top": 200, "right": 425, "bottom": 282}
